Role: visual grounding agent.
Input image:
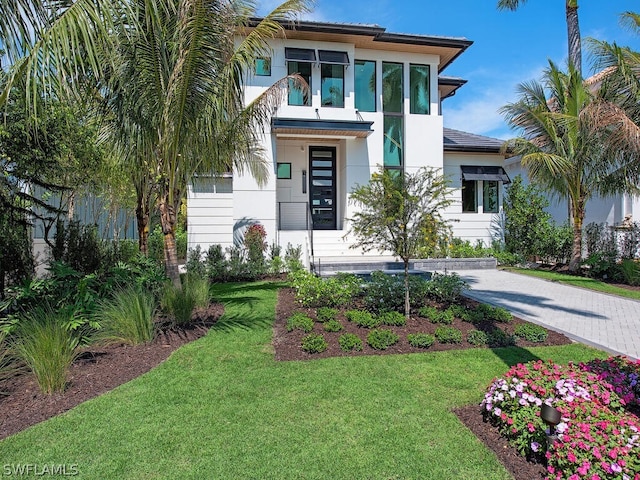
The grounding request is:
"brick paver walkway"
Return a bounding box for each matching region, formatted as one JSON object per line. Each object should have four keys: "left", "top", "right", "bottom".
{"left": 454, "top": 269, "right": 640, "bottom": 360}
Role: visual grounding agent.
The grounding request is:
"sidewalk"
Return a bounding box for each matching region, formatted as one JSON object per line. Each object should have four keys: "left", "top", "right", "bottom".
{"left": 453, "top": 269, "right": 640, "bottom": 360}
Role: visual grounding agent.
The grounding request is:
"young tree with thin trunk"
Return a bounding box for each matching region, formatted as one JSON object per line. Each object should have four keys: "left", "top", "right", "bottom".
{"left": 347, "top": 167, "right": 452, "bottom": 317}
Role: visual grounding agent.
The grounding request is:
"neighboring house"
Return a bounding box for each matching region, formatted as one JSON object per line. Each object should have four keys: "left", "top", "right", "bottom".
{"left": 187, "top": 19, "right": 511, "bottom": 268}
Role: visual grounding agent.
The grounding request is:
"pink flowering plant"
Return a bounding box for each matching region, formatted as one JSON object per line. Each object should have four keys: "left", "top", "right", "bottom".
{"left": 481, "top": 357, "right": 640, "bottom": 479}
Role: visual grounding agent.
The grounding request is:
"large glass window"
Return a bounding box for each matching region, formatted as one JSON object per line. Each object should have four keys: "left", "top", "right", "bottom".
{"left": 321, "top": 64, "right": 344, "bottom": 107}
{"left": 410, "top": 64, "right": 430, "bottom": 114}
{"left": 355, "top": 60, "right": 376, "bottom": 112}
{"left": 382, "top": 62, "right": 403, "bottom": 113}
{"left": 288, "top": 61, "right": 311, "bottom": 106}
{"left": 483, "top": 181, "right": 499, "bottom": 213}
{"left": 462, "top": 180, "right": 477, "bottom": 213}
{"left": 383, "top": 116, "right": 403, "bottom": 168}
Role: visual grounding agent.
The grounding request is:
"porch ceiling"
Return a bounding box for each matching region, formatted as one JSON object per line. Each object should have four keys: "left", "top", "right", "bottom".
{"left": 271, "top": 118, "right": 374, "bottom": 139}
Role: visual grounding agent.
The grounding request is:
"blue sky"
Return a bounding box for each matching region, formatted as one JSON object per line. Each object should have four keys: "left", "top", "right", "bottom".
{"left": 259, "top": 0, "right": 640, "bottom": 140}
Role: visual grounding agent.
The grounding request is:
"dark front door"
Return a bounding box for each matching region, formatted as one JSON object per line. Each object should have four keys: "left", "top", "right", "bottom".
{"left": 309, "top": 146, "right": 336, "bottom": 230}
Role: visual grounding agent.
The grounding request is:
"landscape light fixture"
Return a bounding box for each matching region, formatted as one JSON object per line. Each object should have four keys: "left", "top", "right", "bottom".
{"left": 541, "top": 404, "right": 562, "bottom": 451}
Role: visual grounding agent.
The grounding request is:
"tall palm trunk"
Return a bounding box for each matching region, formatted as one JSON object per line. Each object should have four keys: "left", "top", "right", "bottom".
{"left": 135, "top": 200, "right": 150, "bottom": 256}
{"left": 159, "top": 192, "right": 181, "bottom": 288}
{"left": 403, "top": 259, "right": 410, "bottom": 319}
{"left": 568, "top": 196, "right": 585, "bottom": 272}
{"left": 565, "top": 1, "right": 582, "bottom": 74}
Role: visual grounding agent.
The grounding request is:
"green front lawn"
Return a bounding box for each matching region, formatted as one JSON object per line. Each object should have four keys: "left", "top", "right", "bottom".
{"left": 503, "top": 267, "right": 640, "bottom": 300}
{"left": 0, "top": 282, "right": 605, "bottom": 479}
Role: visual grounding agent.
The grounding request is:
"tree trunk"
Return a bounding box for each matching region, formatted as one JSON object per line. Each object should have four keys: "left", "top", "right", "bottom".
{"left": 135, "top": 200, "right": 150, "bottom": 256}
{"left": 159, "top": 193, "right": 181, "bottom": 288}
{"left": 566, "top": 1, "right": 582, "bottom": 74}
{"left": 568, "top": 197, "right": 585, "bottom": 273}
{"left": 404, "top": 259, "right": 410, "bottom": 319}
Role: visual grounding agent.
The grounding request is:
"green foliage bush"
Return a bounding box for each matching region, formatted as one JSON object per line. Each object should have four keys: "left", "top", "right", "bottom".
{"left": 619, "top": 259, "right": 640, "bottom": 286}
{"left": 486, "top": 329, "right": 516, "bottom": 348}
{"left": 316, "top": 307, "right": 338, "bottom": 323}
{"left": 12, "top": 307, "right": 80, "bottom": 394}
{"left": 286, "top": 312, "right": 314, "bottom": 333}
{"left": 473, "top": 304, "right": 512, "bottom": 323}
{"left": 345, "top": 310, "right": 381, "bottom": 328}
{"left": 284, "top": 243, "right": 304, "bottom": 273}
{"left": 95, "top": 287, "right": 156, "bottom": 345}
{"left": 363, "top": 271, "right": 430, "bottom": 312}
{"left": 367, "top": 329, "right": 399, "bottom": 350}
{"left": 418, "top": 306, "right": 453, "bottom": 324}
{"left": 407, "top": 333, "right": 435, "bottom": 348}
{"left": 377, "top": 310, "right": 406, "bottom": 326}
{"left": 323, "top": 319, "right": 343, "bottom": 332}
{"left": 434, "top": 326, "right": 462, "bottom": 344}
{"left": 467, "top": 330, "right": 489, "bottom": 346}
{"left": 425, "top": 272, "right": 468, "bottom": 304}
{"left": 301, "top": 333, "right": 328, "bottom": 354}
{"left": 289, "top": 271, "right": 359, "bottom": 308}
{"left": 513, "top": 323, "right": 548, "bottom": 343}
{"left": 338, "top": 333, "right": 363, "bottom": 352}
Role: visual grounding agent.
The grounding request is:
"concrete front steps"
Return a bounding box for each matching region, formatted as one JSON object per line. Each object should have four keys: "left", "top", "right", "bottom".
{"left": 313, "top": 255, "right": 497, "bottom": 277}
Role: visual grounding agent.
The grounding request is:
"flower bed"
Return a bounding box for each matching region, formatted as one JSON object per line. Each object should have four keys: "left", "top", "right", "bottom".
{"left": 481, "top": 357, "right": 640, "bottom": 479}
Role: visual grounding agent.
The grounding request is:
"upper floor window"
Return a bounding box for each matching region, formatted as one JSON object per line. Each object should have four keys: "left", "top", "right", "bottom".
{"left": 255, "top": 57, "right": 271, "bottom": 76}
{"left": 355, "top": 60, "right": 376, "bottom": 112}
{"left": 285, "top": 48, "right": 315, "bottom": 106}
{"left": 288, "top": 61, "right": 312, "bottom": 106}
{"left": 382, "top": 62, "right": 403, "bottom": 113}
{"left": 321, "top": 64, "right": 344, "bottom": 107}
{"left": 410, "top": 64, "right": 430, "bottom": 114}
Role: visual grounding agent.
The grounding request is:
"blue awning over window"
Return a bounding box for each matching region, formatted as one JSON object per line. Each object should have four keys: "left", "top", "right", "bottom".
{"left": 461, "top": 165, "right": 510, "bottom": 184}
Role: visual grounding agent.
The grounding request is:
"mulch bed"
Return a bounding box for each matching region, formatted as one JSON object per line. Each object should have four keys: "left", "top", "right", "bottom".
{"left": 0, "top": 303, "right": 224, "bottom": 441}
{"left": 273, "top": 287, "right": 572, "bottom": 361}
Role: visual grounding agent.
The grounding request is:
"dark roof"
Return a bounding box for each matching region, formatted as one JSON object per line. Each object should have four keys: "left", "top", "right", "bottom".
{"left": 247, "top": 18, "right": 472, "bottom": 73}
{"left": 443, "top": 128, "right": 506, "bottom": 154}
{"left": 438, "top": 76, "right": 467, "bottom": 100}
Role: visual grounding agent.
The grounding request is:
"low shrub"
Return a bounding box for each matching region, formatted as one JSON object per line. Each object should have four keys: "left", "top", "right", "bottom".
{"left": 95, "top": 287, "right": 156, "bottom": 345}
{"left": 486, "top": 328, "right": 516, "bottom": 347}
{"left": 481, "top": 357, "right": 640, "bottom": 478}
{"left": 289, "top": 271, "right": 359, "bottom": 308}
{"left": 378, "top": 311, "right": 406, "bottom": 326}
{"left": 12, "top": 307, "right": 80, "bottom": 394}
{"left": 338, "top": 333, "right": 363, "bottom": 352}
{"left": 367, "top": 329, "right": 399, "bottom": 350}
{"left": 363, "top": 271, "right": 430, "bottom": 313}
{"left": 323, "top": 319, "right": 343, "bottom": 332}
{"left": 419, "top": 306, "right": 453, "bottom": 324}
{"left": 425, "top": 272, "right": 468, "bottom": 303}
{"left": 467, "top": 330, "right": 489, "bottom": 346}
{"left": 619, "top": 258, "right": 640, "bottom": 286}
{"left": 345, "top": 310, "right": 381, "bottom": 328}
{"left": 301, "top": 333, "right": 328, "bottom": 354}
{"left": 434, "top": 326, "right": 462, "bottom": 344}
{"left": 286, "top": 312, "right": 314, "bottom": 333}
{"left": 513, "top": 323, "right": 548, "bottom": 343}
{"left": 407, "top": 333, "right": 435, "bottom": 349}
{"left": 445, "top": 304, "right": 468, "bottom": 320}
{"left": 474, "top": 304, "right": 512, "bottom": 323}
{"left": 316, "top": 307, "right": 338, "bottom": 323}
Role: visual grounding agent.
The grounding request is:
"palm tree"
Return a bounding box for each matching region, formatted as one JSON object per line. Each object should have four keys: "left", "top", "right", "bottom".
{"left": 497, "top": 0, "right": 582, "bottom": 74}
{"left": 1, "top": 0, "right": 312, "bottom": 286}
{"left": 501, "top": 61, "right": 640, "bottom": 271}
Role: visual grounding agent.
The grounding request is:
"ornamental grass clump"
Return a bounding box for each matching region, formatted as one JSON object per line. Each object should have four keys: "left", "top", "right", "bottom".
{"left": 12, "top": 307, "right": 80, "bottom": 394}
{"left": 95, "top": 287, "right": 156, "bottom": 345}
{"left": 481, "top": 358, "right": 640, "bottom": 479}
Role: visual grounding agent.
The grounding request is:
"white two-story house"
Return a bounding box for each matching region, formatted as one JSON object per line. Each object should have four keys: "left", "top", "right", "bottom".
{"left": 187, "top": 19, "right": 511, "bottom": 268}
